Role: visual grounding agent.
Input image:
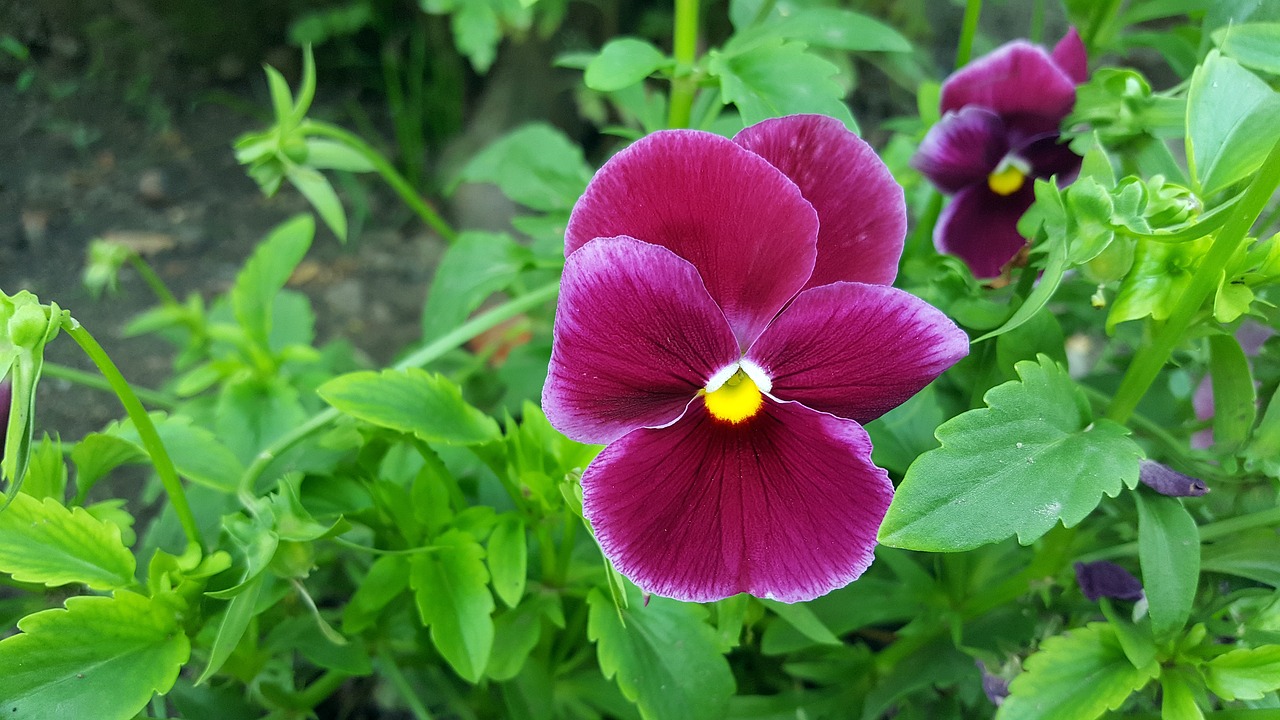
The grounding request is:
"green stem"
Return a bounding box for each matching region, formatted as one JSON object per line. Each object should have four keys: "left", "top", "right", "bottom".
{"left": 43, "top": 362, "right": 176, "bottom": 409}
{"left": 1029, "top": 0, "right": 1045, "bottom": 44}
{"left": 954, "top": 0, "right": 983, "bottom": 68}
{"left": 127, "top": 254, "right": 180, "bottom": 308}
{"left": 1077, "top": 504, "right": 1280, "bottom": 563}
{"left": 236, "top": 281, "right": 559, "bottom": 501}
{"left": 292, "top": 670, "right": 351, "bottom": 710}
{"left": 667, "top": 0, "right": 700, "bottom": 128}
{"left": 378, "top": 646, "right": 435, "bottom": 720}
{"left": 299, "top": 120, "right": 458, "bottom": 244}
{"left": 62, "top": 321, "right": 202, "bottom": 549}
{"left": 1107, "top": 137, "right": 1280, "bottom": 425}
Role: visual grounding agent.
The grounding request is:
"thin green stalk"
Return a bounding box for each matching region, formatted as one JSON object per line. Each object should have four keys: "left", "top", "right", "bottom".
{"left": 299, "top": 119, "right": 458, "bottom": 244}
{"left": 1107, "top": 137, "right": 1280, "bottom": 424}
{"left": 1077, "top": 504, "right": 1280, "bottom": 563}
{"left": 127, "top": 254, "right": 179, "bottom": 308}
{"left": 378, "top": 646, "right": 435, "bottom": 720}
{"left": 1029, "top": 0, "right": 1045, "bottom": 44}
{"left": 1258, "top": 200, "right": 1280, "bottom": 236}
{"left": 62, "top": 320, "right": 202, "bottom": 549}
{"left": 43, "top": 362, "right": 176, "bottom": 409}
{"left": 292, "top": 670, "right": 351, "bottom": 710}
{"left": 667, "top": 0, "right": 700, "bottom": 128}
{"left": 954, "top": 0, "right": 983, "bottom": 68}
{"left": 237, "top": 281, "right": 559, "bottom": 500}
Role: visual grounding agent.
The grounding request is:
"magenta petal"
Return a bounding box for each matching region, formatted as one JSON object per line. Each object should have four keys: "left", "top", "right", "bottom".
{"left": 935, "top": 184, "right": 1034, "bottom": 278}
{"left": 733, "top": 115, "right": 906, "bottom": 288}
{"left": 566, "top": 130, "right": 818, "bottom": 346}
{"left": 583, "top": 399, "right": 892, "bottom": 603}
{"left": 1051, "top": 28, "right": 1089, "bottom": 84}
{"left": 912, "top": 107, "right": 1009, "bottom": 194}
{"left": 1018, "top": 134, "right": 1083, "bottom": 181}
{"left": 746, "top": 282, "right": 969, "bottom": 424}
{"left": 543, "top": 237, "right": 740, "bottom": 445}
{"left": 940, "top": 41, "right": 1077, "bottom": 137}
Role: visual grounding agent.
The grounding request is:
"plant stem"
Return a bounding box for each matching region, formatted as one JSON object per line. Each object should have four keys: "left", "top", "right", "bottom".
{"left": 954, "top": 0, "right": 983, "bottom": 68}
{"left": 378, "top": 646, "right": 435, "bottom": 720}
{"left": 1107, "top": 137, "right": 1280, "bottom": 425}
{"left": 43, "top": 362, "right": 177, "bottom": 409}
{"left": 237, "top": 281, "right": 560, "bottom": 501}
{"left": 62, "top": 320, "right": 202, "bottom": 549}
{"left": 1077, "top": 504, "right": 1280, "bottom": 563}
{"left": 667, "top": 0, "right": 700, "bottom": 128}
{"left": 1029, "top": 0, "right": 1045, "bottom": 44}
{"left": 127, "top": 254, "right": 180, "bottom": 308}
{"left": 293, "top": 670, "right": 351, "bottom": 710}
{"left": 299, "top": 120, "right": 458, "bottom": 244}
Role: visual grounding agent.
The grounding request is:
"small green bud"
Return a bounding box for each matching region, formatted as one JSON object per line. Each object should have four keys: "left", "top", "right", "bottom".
{"left": 280, "top": 135, "right": 310, "bottom": 164}
{"left": 7, "top": 303, "right": 49, "bottom": 348}
{"left": 270, "top": 540, "right": 316, "bottom": 579}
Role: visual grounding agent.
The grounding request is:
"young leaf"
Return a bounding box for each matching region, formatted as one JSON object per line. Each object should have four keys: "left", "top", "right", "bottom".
{"left": 0, "top": 492, "right": 135, "bottom": 591}
{"left": 769, "top": 8, "right": 911, "bottom": 52}
{"left": 488, "top": 514, "right": 527, "bottom": 608}
{"left": 708, "top": 40, "right": 855, "bottom": 130}
{"left": 585, "top": 38, "right": 669, "bottom": 92}
{"left": 287, "top": 166, "right": 347, "bottom": 242}
{"left": 454, "top": 124, "right": 592, "bottom": 212}
{"left": 196, "top": 573, "right": 266, "bottom": 684}
{"left": 303, "top": 138, "right": 375, "bottom": 172}
{"left": 1135, "top": 492, "right": 1200, "bottom": 638}
{"left": 1159, "top": 667, "right": 1205, "bottom": 720}
{"left": 1186, "top": 50, "right": 1280, "bottom": 197}
{"left": 343, "top": 555, "right": 411, "bottom": 633}
{"left": 410, "top": 529, "right": 495, "bottom": 683}
{"left": 997, "top": 624, "right": 1158, "bottom": 720}
{"left": 587, "top": 585, "right": 736, "bottom": 720}
{"left": 111, "top": 413, "right": 246, "bottom": 493}
{"left": 421, "top": 231, "right": 533, "bottom": 341}
{"left": 21, "top": 434, "right": 66, "bottom": 501}
{"left": 0, "top": 591, "right": 190, "bottom": 720}
{"left": 1204, "top": 645, "right": 1280, "bottom": 700}
{"left": 1208, "top": 333, "right": 1258, "bottom": 452}
{"left": 318, "top": 368, "right": 501, "bottom": 445}
{"left": 70, "top": 432, "right": 148, "bottom": 499}
{"left": 879, "top": 356, "right": 1143, "bottom": 552}
{"left": 231, "top": 215, "right": 315, "bottom": 350}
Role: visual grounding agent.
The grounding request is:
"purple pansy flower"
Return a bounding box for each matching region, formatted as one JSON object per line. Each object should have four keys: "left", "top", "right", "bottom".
{"left": 913, "top": 29, "right": 1088, "bottom": 278}
{"left": 1074, "top": 560, "right": 1144, "bottom": 602}
{"left": 543, "top": 115, "right": 969, "bottom": 603}
{"left": 0, "top": 377, "right": 10, "bottom": 457}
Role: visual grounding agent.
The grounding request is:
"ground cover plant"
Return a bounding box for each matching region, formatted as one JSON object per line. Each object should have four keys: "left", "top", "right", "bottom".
{"left": 3, "top": 0, "right": 1280, "bottom": 718}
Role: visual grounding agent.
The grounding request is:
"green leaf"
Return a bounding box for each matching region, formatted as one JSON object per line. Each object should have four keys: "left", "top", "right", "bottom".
{"left": 455, "top": 124, "right": 592, "bottom": 212}
{"left": 0, "top": 492, "right": 135, "bottom": 591}
{"left": 708, "top": 39, "right": 855, "bottom": 129}
{"left": 1186, "top": 50, "right": 1280, "bottom": 197}
{"left": 997, "top": 624, "right": 1158, "bottom": 720}
{"left": 21, "top": 434, "right": 66, "bottom": 500}
{"left": 769, "top": 8, "right": 911, "bottom": 52}
{"left": 1246, "top": 382, "right": 1280, "bottom": 475}
{"left": 288, "top": 166, "right": 347, "bottom": 242}
{"left": 319, "top": 368, "right": 501, "bottom": 445}
{"left": 71, "top": 433, "right": 147, "bottom": 499}
{"left": 421, "top": 231, "right": 533, "bottom": 341}
{"left": 1213, "top": 22, "right": 1280, "bottom": 75}
{"left": 760, "top": 599, "right": 840, "bottom": 646}
{"left": 1108, "top": 236, "right": 1210, "bottom": 332}
{"left": 1204, "top": 645, "right": 1280, "bottom": 700}
{"left": 488, "top": 514, "right": 527, "bottom": 608}
{"left": 1208, "top": 333, "right": 1257, "bottom": 452}
{"left": 486, "top": 595, "right": 557, "bottom": 681}
{"left": 303, "top": 138, "right": 375, "bottom": 172}
{"left": 231, "top": 215, "right": 314, "bottom": 349}
{"left": 587, "top": 585, "right": 736, "bottom": 720}
{"left": 879, "top": 355, "right": 1143, "bottom": 552}
{"left": 1159, "top": 667, "right": 1205, "bottom": 720}
{"left": 1135, "top": 492, "right": 1200, "bottom": 638}
{"left": 264, "top": 64, "right": 294, "bottom": 126}
{"left": 196, "top": 573, "right": 265, "bottom": 684}
{"left": 111, "top": 413, "right": 245, "bottom": 493}
{"left": 0, "top": 591, "right": 190, "bottom": 720}
{"left": 343, "top": 555, "right": 411, "bottom": 633}
{"left": 1202, "top": 529, "right": 1280, "bottom": 586}
{"left": 1099, "top": 598, "right": 1157, "bottom": 670}
{"left": 585, "top": 38, "right": 669, "bottom": 92}
{"left": 410, "top": 529, "right": 495, "bottom": 682}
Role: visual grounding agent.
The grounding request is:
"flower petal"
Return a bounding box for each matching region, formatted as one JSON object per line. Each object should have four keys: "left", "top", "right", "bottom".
{"left": 746, "top": 282, "right": 969, "bottom": 424}
{"left": 583, "top": 398, "right": 892, "bottom": 603}
{"left": 1017, "top": 133, "right": 1083, "bottom": 181}
{"left": 940, "top": 40, "right": 1077, "bottom": 138}
{"left": 1051, "top": 28, "right": 1089, "bottom": 84}
{"left": 934, "top": 183, "right": 1034, "bottom": 278}
{"left": 912, "top": 107, "right": 1009, "bottom": 194}
{"left": 543, "top": 237, "right": 740, "bottom": 445}
{"left": 565, "top": 130, "right": 818, "bottom": 346}
{"left": 734, "top": 115, "right": 906, "bottom": 287}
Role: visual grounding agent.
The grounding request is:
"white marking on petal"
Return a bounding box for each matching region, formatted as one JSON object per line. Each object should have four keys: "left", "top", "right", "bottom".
{"left": 739, "top": 358, "right": 773, "bottom": 393}
{"left": 705, "top": 364, "right": 741, "bottom": 393}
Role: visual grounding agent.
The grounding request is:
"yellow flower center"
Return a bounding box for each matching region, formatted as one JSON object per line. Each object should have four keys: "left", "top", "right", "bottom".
{"left": 987, "top": 162, "right": 1027, "bottom": 196}
{"left": 704, "top": 369, "right": 763, "bottom": 424}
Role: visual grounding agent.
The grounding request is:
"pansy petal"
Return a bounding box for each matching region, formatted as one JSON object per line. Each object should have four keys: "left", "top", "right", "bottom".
{"left": 1017, "top": 133, "right": 1083, "bottom": 181}
{"left": 934, "top": 184, "right": 1034, "bottom": 278}
{"left": 746, "top": 282, "right": 968, "bottom": 424}
{"left": 940, "top": 41, "right": 1076, "bottom": 137}
{"left": 1051, "top": 28, "right": 1089, "bottom": 84}
{"left": 543, "top": 237, "right": 740, "bottom": 445}
{"left": 912, "top": 107, "right": 1009, "bottom": 194}
{"left": 734, "top": 115, "right": 906, "bottom": 287}
{"left": 565, "top": 130, "right": 818, "bottom": 346}
{"left": 583, "top": 399, "right": 892, "bottom": 603}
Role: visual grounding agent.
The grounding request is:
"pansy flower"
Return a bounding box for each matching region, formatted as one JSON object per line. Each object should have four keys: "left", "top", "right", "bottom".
{"left": 913, "top": 29, "right": 1088, "bottom": 278}
{"left": 544, "top": 115, "right": 969, "bottom": 603}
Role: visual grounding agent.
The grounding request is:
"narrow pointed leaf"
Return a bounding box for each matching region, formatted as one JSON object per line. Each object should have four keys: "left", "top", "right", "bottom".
{"left": 288, "top": 166, "right": 347, "bottom": 242}
{"left": 1135, "top": 492, "right": 1200, "bottom": 638}
{"left": 231, "top": 215, "right": 314, "bottom": 349}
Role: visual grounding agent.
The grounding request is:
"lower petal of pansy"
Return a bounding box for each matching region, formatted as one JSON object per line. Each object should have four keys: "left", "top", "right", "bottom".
{"left": 912, "top": 107, "right": 1008, "bottom": 195}
{"left": 746, "top": 282, "right": 969, "bottom": 424}
{"left": 934, "top": 183, "right": 1035, "bottom": 279}
{"left": 543, "top": 237, "right": 740, "bottom": 445}
{"left": 582, "top": 398, "right": 892, "bottom": 604}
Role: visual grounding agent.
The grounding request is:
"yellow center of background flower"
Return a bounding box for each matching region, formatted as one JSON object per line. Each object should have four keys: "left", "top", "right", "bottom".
{"left": 987, "top": 164, "right": 1026, "bottom": 196}
{"left": 704, "top": 369, "right": 763, "bottom": 424}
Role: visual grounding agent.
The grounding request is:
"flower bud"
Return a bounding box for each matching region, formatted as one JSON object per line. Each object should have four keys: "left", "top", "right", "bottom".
{"left": 7, "top": 303, "right": 49, "bottom": 348}
{"left": 0, "top": 376, "right": 11, "bottom": 457}
{"left": 1139, "top": 460, "right": 1207, "bottom": 497}
{"left": 1074, "top": 560, "right": 1144, "bottom": 602}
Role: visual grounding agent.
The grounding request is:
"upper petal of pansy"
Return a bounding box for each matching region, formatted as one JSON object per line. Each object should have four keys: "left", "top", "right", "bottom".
{"left": 733, "top": 115, "right": 906, "bottom": 288}
{"left": 565, "top": 130, "right": 818, "bottom": 347}
{"left": 934, "top": 183, "right": 1035, "bottom": 279}
{"left": 912, "top": 107, "right": 1009, "bottom": 195}
{"left": 583, "top": 398, "right": 892, "bottom": 603}
{"left": 746, "top": 282, "right": 968, "bottom": 424}
{"left": 940, "top": 40, "right": 1077, "bottom": 136}
{"left": 1017, "top": 133, "right": 1083, "bottom": 181}
{"left": 1051, "top": 28, "right": 1089, "bottom": 84}
{"left": 543, "top": 237, "right": 740, "bottom": 445}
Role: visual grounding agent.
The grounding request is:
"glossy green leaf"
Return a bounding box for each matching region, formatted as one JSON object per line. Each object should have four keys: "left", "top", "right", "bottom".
{"left": 319, "top": 368, "right": 500, "bottom": 445}
{"left": 1136, "top": 492, "right": 1200, "bottom": 638}
{"left": 455, "top": 124, "right": 592, "bottom": 212}
{"left": 880, "top": 356, "right": 1143, "bottom": 552}
{"left": 0, "top": 492, "right": 135, "bottom": 591}
{"left": 1204, "top": 645, "right": 1280, "bottom": 700}
{"left": 1186, "top": 50, "right": 1280, "bottom": 197}
{"left": 1208, "top": 333, "right": 1258, "bottom": 451}
{"left": 0, "top": 591, "right": 190, "bottom": 720}
{"left": 585, "top": 38, "right": 668, "bottom": 92}
{"left": 997, "top": 624, "right": 1158, "bottom": 720}
{"left": 1213, "top": 22, "right": 1280, "bottom": 75}
{"left": 587, "top": 586, "right": 735, "bottom": 720}
{"left": 709, "top": 40, "right": 855, "bottom": 130}
{"left": 410, "top": 529, "right": 495, "bottom": 682}
{"left": 488, "top": 514, "right": 527, "bottom": 608}
{"left": 421, "top": 231, "right": 533, "bottom": 341}
{"left": 231, "top": 215, "right": 314, "bottom": 349}
{"left": 288, "top": 166, "right": 347, "bottom": 242}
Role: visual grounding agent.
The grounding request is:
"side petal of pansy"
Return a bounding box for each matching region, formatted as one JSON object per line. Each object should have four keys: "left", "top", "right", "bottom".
{"left": 934, "top": 183, "right": 1036, "bottom": 279}
{"left": 565, "top": 130, "right": 818, "bottom": 347}
{"left": 940, "top": 40, "right": 1077, "bottom": 137}
{"left": 733, "top": 114, "right": 906, "bottom": 288}
{"left": 543, "top": 237, "right": 740, "bottom": 445}
{"left": 746, "top": 282, "right": 969, "bottom": 424}
{"left": 583, "top": 399, "right": 892, "bottom": 603}
{"left": 911, "top": 107, "right": 1009, "bottom": 195}
{"left": 1051, "top": 27, "right": 1089, "bottom": 84}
